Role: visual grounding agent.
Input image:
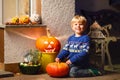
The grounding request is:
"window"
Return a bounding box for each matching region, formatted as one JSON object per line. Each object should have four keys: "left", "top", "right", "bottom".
{"left": 0, "top": 0, "right": 2, "bottom": 24}
{"left": 0, "top": 0, "right": 41, "bottom": 24}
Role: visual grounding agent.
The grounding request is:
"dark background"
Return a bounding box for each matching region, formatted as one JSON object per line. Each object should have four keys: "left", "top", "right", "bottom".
{"left": 75, "top": 0, "right": 120, "bottom": 64}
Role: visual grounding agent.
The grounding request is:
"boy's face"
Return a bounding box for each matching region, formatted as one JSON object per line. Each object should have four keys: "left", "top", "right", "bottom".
{"left": 71, "top": 22, "right": 86, "bottom": 36}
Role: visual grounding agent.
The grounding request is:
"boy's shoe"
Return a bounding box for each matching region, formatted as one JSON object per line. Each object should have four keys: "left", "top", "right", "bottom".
{"left": 88, "top": 68, "right": 102, "bottom": 76}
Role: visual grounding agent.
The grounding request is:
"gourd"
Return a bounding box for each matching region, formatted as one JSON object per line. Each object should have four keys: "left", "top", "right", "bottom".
{"left": 30, "top": 13, "right": 41, "bottom": 24}
{"left": 11, "top": 17, "right": 19, "bottom": 24}
{"left": 19, "top": 15, "right": 30, "bottom": 24}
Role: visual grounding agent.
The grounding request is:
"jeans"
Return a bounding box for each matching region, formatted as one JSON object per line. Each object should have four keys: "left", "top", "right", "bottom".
{"left": 69, "top": 64, "right": 102, "bottom": 77}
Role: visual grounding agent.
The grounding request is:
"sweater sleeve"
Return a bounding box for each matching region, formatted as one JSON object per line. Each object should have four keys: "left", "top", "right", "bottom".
{"left": 56, "top": 41, "right": 70, "bottom": 60}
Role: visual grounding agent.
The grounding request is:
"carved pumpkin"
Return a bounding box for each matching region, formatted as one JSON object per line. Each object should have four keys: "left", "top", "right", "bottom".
{"left": 46, "top": 62, "right": 69, "bottom": 77}
{"left": 36, "top": 28, "right": 61, "bottom": 53}
{"left": 19, "top": 15, "right": 30, "bottom": 24}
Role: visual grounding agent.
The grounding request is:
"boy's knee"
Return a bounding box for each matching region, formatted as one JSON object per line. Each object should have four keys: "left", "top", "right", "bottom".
{"left": 69, "top": 67, "right": 78, "bottom": 77}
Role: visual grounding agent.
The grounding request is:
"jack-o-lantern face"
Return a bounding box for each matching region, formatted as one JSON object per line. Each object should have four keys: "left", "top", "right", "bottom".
{"left": 44, "top": 40, "right": 55, "bottom": 52}
{"left": 36, "top": 36, "right": 61, "bottom": 53}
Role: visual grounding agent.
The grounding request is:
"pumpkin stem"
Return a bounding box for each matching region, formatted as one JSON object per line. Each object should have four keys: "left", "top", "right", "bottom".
{"left": 57, "top": 62, "right": 60, "bottom": 64}
{"left": 46, "top": 28, "right": 51, "bottom": 37}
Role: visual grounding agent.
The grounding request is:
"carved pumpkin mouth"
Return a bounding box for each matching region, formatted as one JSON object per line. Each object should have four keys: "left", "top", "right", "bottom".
{"left": 44, "top": 48, "right": 55, "bottom": 52}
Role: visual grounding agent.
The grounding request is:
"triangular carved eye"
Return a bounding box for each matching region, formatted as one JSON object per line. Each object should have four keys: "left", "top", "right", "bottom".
{"left": 44, "top": 41, "right": 48, "bottom": 44}
{"left": 50, "top": 41, "right": 54, "bottom": 44}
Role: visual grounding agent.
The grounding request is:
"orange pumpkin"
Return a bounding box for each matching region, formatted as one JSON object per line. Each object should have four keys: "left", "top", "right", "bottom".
{"left": 19, "top": 15, "right": 30, "bottom": 24}
{"left": 36, "top": 28, "right": 61, "bottom": 53}
{"left": 46, "top": 62, "right": 69, "bottom": 77}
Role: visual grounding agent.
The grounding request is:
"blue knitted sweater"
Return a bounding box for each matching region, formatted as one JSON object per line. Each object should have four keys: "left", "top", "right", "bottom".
{"left": 57, "top": 34, "right": 90, "bottom": 68}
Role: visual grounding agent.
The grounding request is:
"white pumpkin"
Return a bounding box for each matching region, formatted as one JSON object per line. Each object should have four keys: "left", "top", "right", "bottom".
{"left": 30, "top": 14, "right": 41, "bottom": 24}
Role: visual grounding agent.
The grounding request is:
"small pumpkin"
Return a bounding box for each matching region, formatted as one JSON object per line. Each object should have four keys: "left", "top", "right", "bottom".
{"left": 11, "top": 17, "right": 19, "bottom": 24}
{"left": 19, "top": 15, "right": 30, "bottom": 24}
{"left": 36, "top": 28, "right": 61, "bottom": 53}
{"left": 46, "top": 62, "right": 69, "bottom": 77}
{"left": 30, "top": 13, "right": 41, "bottom": 24}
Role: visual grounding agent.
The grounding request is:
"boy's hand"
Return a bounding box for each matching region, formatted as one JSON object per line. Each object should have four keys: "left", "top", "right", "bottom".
{"left": 55, "top": 58, "right": 60, "bottom": 62}
{"left": 66, "top": 60, "right": 72, "bottom": 64}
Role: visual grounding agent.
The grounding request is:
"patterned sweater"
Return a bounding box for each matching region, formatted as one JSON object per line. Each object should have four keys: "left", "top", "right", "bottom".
{"left": 57, "top": 34, "right": 90, "bottom": 68}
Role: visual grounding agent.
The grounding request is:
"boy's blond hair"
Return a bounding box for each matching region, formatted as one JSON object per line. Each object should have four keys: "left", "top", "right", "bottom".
{"left": 71, "top": 15, "right": 87, "bottom": 27}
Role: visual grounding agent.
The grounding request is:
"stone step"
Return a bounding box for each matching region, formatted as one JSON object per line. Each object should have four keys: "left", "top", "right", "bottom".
{"left": 0, "top": 70, "right": 14, "bottom": 78}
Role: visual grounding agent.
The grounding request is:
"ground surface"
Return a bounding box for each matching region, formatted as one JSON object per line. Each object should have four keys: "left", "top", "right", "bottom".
{"left": 0, "top": 72, "right": 120, "bottom": 80}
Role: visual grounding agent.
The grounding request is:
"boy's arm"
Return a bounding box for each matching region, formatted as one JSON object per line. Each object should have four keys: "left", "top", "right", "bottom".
{"left": 56, "top": 42, "right": 70, "bottom": 61}
{"left": 56, "top": 49, "right": 69, "bottom": 61}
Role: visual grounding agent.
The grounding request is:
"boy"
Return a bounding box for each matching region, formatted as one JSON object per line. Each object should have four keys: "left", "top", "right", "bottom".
{"left": 55, "top": 15, "right": 101, "bottom": 77}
